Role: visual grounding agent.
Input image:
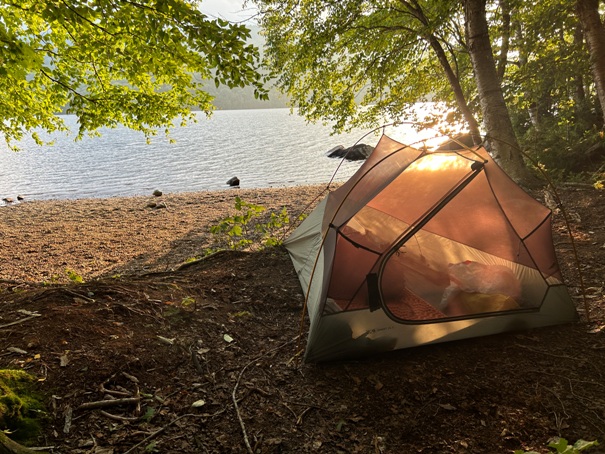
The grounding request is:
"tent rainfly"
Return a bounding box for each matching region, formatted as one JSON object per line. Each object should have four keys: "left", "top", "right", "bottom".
{"left": 284, "top": 134, "right": 578, "bottom": 362}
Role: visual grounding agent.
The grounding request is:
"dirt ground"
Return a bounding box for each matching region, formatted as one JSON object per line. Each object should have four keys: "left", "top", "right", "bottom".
{"left": 0, "top": 185, "right": 604, "bottom": 453}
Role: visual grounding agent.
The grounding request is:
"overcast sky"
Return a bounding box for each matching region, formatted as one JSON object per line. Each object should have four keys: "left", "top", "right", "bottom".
{"left": 199, "top": 0, "right": 258, "bottom": 22}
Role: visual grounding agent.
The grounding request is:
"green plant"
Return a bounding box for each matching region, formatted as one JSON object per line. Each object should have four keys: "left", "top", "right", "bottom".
{"left": 181, "top": 296, "right": 195, "bottom": 307}
{"left": 208, "top": 197, "right": 292, "bottom": 251}
{"left": 140, "top": 407, "right": 156, "bottom": 423}
{"left": 42, "top": 274, "right": 60, "bottom": 286}
{"left": 65, "top": 268, "right": 84, "bottom": 284}
{"left": 144, "top": 440, "right": 159, "bottom": 452}
{"left": 515, "top": 437, "right": 599, "bottom": 454}
{"left": 257, "top": 206, "right": 291, "bottom": 247}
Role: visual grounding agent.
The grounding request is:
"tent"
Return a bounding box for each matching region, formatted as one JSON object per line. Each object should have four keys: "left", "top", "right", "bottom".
{"left": 284, "top": 134, "right": 578, "bottom": 362}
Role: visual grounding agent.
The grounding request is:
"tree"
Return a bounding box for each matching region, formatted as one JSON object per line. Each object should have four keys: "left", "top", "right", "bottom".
{"left": 256, "top": 0, "right": 539, "bottom": 180}
{"left": 394, "top": 1, "right": 481, "bottom": 143}
{"left": 255, "top": 0, "right": 480, "bottom": 137}
{"left": 0, "top": 2, "right": 267, "bottom": 450}
{"left": 501, "top": 0, "right": 602, "bottom": 175}
{"left": 255, "top": 0, "right": 604, "bottom": 181}
{"left": 576, "top": 0, "right": 605, "bottom": 127}
{"left": 0, "top": 0, "right": 268, "bottom": 149}
{"left": 463, "top": 0, "right": 532, "bottom": 183}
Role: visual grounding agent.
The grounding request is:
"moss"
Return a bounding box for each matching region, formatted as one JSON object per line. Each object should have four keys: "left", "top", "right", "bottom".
{"left": 0, "top": 370, "right": 46, "bottom": 444}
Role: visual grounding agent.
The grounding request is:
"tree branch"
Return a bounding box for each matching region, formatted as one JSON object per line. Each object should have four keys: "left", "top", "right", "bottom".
{"left": 39, "top": 69, "right": 95, "bottom": 103}
{"left": 58, "top": 0, "right": 115, "bottom": 36}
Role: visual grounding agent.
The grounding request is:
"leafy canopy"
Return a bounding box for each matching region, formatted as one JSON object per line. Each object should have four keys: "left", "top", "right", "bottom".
{"left": 0, "top": 0, "right": 268, "bottom": 148}
{"left": 255, "top": 0, "right": 469, "bottom": 132}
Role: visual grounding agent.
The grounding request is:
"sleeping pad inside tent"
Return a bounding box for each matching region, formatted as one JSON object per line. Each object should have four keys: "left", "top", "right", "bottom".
{"left": 284, "top": 134, "right": 578, "bottom": 362}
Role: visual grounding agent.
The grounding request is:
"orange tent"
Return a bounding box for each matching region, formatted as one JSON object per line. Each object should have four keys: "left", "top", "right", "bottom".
{"left": 285, "top": 134, "right": 577, "bottom": 362}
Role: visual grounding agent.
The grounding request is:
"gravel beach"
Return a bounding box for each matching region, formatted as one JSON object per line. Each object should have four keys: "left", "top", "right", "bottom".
{"left": 0, "top": 185, "right": 330, "bottom": 283}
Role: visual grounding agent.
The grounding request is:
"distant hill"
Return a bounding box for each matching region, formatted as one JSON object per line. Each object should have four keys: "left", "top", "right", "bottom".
{"left": 204, "top": 82, "right": 289, "bottom": 111}
{"left": 206, "top": 25, "right": 289, "bottom": 110}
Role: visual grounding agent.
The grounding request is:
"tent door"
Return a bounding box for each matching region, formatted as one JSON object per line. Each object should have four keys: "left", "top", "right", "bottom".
{"left": 375, "top": 161, "right": 485, "bottom": 318}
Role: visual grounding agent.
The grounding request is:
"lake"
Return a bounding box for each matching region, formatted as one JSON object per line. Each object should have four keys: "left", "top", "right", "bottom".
{"left": 0, "top": 108, "right": 430, "bottom": 203}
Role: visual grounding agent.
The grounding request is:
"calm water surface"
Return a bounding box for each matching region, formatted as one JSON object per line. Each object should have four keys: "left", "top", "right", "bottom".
{"left": 0, "top": 109, "right": 424, "bottom": 202}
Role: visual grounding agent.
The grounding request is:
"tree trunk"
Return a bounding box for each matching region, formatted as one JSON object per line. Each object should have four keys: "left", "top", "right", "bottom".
{"left": 576, "top": 0, "right": 605, "bottom": 127}
{"left": 400, "top": 1, "right": 482, "bottom": 143}
{"left": 463, "top": 0, "right": 532, "bottom": 184}
{"left": 426, "top": 34, "right": 483, "bottom": 143}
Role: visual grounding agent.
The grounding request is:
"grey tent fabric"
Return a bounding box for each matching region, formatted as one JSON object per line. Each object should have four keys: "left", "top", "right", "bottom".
{"left": 284, "top": 134, "right": 577, "bottom": 362}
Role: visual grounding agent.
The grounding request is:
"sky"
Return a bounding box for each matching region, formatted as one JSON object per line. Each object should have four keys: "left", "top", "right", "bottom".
{"left": 199, "top": 0, "right": 258, "bottom": 22}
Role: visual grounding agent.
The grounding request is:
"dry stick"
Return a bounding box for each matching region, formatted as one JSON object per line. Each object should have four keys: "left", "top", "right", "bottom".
{"left": 62, "top": 288, "right": 95, "bottom": 302}
{"left": 77, "top": 397, "right": 140, "bottom": 411}
{"left": 232, "top": 336, "right": 300, "bottom": 454}
{"left": 0, "top": 315, "right": 41, "bottom": 329}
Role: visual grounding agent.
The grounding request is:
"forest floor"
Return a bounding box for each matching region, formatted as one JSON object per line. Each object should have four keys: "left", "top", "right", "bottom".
{"left": 0, "top": 185, "right": 604, "bottom": 454}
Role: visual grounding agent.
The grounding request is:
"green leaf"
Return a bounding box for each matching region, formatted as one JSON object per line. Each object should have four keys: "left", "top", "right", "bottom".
{"left": 229, "top": 225, "right": 243, "bottom": 237}
{"left": 0, "top": 0, "right": 267, "bottom": 146}
{"left": 572, "top": 440, "right": 599, "bottom": 452}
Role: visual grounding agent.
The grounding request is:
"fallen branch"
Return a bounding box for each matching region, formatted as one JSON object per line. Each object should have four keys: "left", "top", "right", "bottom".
{"left": 77, "top": 397, "right": 140, "bottom": 411}
{"left": 122, "top": 372, "right": 139, "bottom": 384}
{"left": 100, "top": 377, "right": 132, "bottom": 398}
{"left": 0, "top": 315, "right": 41, "bottom": 329}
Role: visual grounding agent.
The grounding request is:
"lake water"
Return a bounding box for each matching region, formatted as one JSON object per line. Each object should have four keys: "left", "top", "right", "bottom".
{"left": 0, "top": 108, "right": 430, "bottom": 203}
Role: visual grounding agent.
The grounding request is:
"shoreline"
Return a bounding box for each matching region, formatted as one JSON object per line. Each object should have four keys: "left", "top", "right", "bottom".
{"left": 0, "top": 181, "right": 338, "bottom": 207}
{"left": 0, "top": 184, "right": 332, "bottom": 283}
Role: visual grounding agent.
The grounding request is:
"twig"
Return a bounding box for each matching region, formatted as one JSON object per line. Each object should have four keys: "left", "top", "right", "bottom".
{"left": 77, "top": 397, "right": 140, "bottom": 411}
{"left": 232, "top": 336, "right": 299, "bottom": 454}
{"left": 281, "top": 403, "right": 298, "bottom": 420}
{"left": 0, "top": 315, "right": 41, "bottom": 329}
{"left": 0, "top": 278, "right": 25, "bottom": 285}
{"left": 122, "top": 372, "right": 140, "bottom": 383}
{"left": 100, "top": 385, "right": 131, "bottom": 398}
{"left": 176, "top": 249, "right": 237, "bottom": 271}
{"left": 63, "top": 289, "right": 95, "bottom": 302}
{"left": 296, "top": 407, "right": 313, "bottom": 425}
{"left": 513, "top": 343, "right": 579, "bottom": 360}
